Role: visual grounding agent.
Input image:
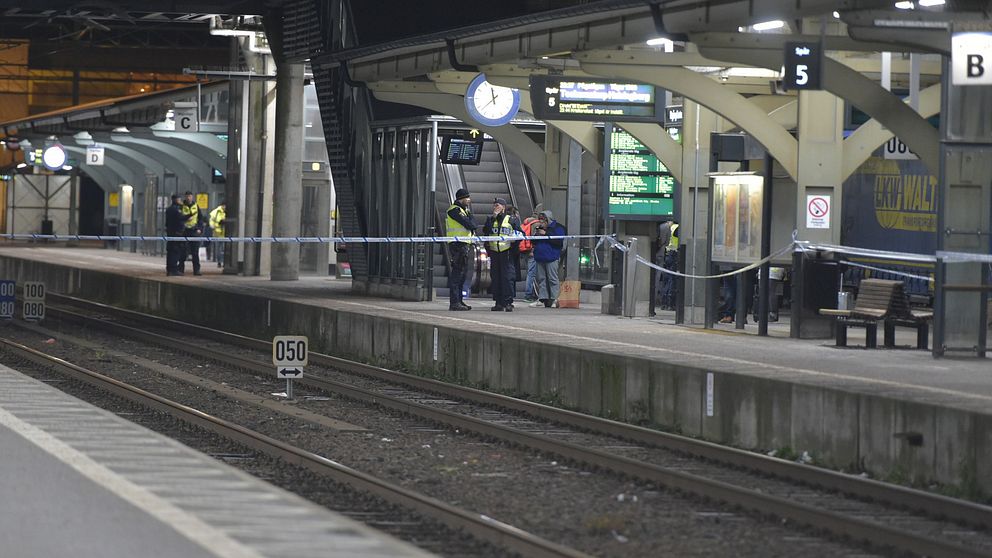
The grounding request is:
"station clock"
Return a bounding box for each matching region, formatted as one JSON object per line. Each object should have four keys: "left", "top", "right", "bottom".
{"left": 464, "top": 73, "right": 520, "bottom": 127}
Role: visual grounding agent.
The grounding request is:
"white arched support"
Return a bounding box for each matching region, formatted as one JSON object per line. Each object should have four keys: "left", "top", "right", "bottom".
{"left": 369, "top": 80, "right": 547, "bottom": 183}
{"left": 576, "top": 50, "right": 800, "bottom": 181}
{"left": 842, "top": 83, "right": 941, "bottom": 179}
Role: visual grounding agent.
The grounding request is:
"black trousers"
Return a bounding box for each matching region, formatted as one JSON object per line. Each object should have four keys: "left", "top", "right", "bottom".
{"left": 448, "top": 243, "right": 470, "bottom": 306}
{"left": 182, "top": 236, "right": 201, "bottom": 273}
{"left": 489, "top": 250, "right": 516, "bottom": 307}
{"left": 166, "top": 240, "right": 185, "bottom": 273}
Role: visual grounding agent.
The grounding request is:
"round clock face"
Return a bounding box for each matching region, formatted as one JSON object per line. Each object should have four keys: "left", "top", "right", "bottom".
{"left": 465, "top": 73, "right": 520, "bottom": 127}
{"left": 42, "top": 144, "right": 67, "bottom": 170}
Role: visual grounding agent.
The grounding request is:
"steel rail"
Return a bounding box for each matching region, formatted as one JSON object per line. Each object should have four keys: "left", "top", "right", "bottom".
{"left": 49, "top": 293, "right": 992, "bottom": 531}
{"left": 42, "top": 299, "right": 992, "bottom": 558}
{"left": 0, "top": 336, "right": 588, "bottom": 558}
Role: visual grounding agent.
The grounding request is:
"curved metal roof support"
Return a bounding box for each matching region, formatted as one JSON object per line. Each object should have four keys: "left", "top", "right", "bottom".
{"left": 67, "top": 162, "right": 122, "bottom": 196}
{"left": 66, "top": 137, "right": 164, "bottom": 194}
{"left": 576, "top": 50, "right": 800, "bottom": 180}
{"left": 720, "top": 97, "right": 798, "bottom": 133}
{"left": 138, "top": 130, "right": 228, "bottom": 172}
{"left": 62, "top": 146, "right": 139, "bottom": 192}
{"left": 369, "top": 81, "right": 547, "bottom": 185}
{"left": 18, "top": 135, "right": 143, "bottom": 192}
{"left": 841, "top": 83, "right": 941, "bottom": 180}
{"left": 691, "top": 32, "right": 941, "bottom": 175}
{"left": 106, "top": 135, "right": 211, "bottom": 191}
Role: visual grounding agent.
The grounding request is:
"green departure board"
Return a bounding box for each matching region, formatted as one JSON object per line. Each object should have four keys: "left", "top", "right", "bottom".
{"left": 605, "top": 126, "right": 675, "bottom": 219}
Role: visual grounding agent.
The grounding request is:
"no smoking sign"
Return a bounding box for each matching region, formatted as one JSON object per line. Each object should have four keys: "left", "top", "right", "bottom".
{"left": 806, "top": 195, "right": 830, "bottom": 229}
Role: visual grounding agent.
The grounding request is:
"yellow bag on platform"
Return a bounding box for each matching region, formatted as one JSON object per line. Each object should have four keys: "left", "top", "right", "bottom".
{"left": 558, "top": 280, "right": 580, "bottom": 308}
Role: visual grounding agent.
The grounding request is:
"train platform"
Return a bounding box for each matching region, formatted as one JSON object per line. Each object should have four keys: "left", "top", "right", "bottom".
{"left": 0, "top": 244, "right": 990, "bottom": 494}
{"left": 0, "top": 361, "right": 434, "bottom": 558}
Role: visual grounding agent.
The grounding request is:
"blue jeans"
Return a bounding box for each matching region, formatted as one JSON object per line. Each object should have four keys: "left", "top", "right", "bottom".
{"left": 524, "top": 254, "right": 537, "bottom": 299}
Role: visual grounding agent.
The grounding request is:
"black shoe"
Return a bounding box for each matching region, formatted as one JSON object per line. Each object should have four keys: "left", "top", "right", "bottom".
{"left": 491, "top": 305, "right": 505, "bottom": 311}
{"left": 459, "top": 302, "right": 472, "bottom": 310}
{"left": 193, "top": 271, "right": 202, "bottom": 276}
{"left": 543, "top": 299, "right": 552, "bottom": 308}
{"left": 167, "top": 271, "right": 181, "bottom": 276}
{"left": 449, "top": 305, "right": 470, "bottom": 311}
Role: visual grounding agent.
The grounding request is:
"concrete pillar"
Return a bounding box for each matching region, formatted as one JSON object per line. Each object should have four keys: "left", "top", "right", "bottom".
{"left": 796, "top": 90, "right": 845, "bottom": 245}
{"left": 565, "top": 139, "right": 582, "bottom": 280}
{"left": 270, "top": 59, "right": 305, "bottom": 281}
{"left": 679, "top": 101, "right": 720, "bottom": 324}
{"left": 242, "top": 50, "right": 273, "bottom": 276}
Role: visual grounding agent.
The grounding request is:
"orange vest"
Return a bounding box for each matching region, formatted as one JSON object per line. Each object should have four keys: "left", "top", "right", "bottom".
{"left": 519, "top": 217, "right": 538, "bottom": 253}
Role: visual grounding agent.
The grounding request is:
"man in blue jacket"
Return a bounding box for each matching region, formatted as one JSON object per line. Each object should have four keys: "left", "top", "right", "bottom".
{"left": 529, "top": 210, "right": 566, "bottom": 308}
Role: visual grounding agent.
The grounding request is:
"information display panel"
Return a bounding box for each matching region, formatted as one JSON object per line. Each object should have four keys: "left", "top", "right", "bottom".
{"left": 529, "top": 76, "right": 661, "bottom": 122}
{"left": 440, "top": 136, "right": 484, "bottom": 165}
{"left": 711, "top": 174, "right": 764, "bottom": 264}
{"left": 604, "top": 124, "right": 675, "bottom": 220}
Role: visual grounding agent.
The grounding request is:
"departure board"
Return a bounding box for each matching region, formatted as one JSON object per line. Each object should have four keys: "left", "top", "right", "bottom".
{"left": 440, "top": 136, "right": 484, "bottom": 165}
{"left": 529, "top": 75, "right": 661, "bottom": 122}
{"left": 605, "top": 125, "right": 675, "bottom": 219}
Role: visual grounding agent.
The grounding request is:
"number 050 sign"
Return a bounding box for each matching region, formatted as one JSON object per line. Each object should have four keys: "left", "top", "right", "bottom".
{"left": 273, "top": 336, "right": 308, "bottom": 367}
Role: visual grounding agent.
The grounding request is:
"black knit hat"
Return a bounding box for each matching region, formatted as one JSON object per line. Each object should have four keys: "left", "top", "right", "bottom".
{"left": 455, "top": 188, "right": 471, "bottom": 200}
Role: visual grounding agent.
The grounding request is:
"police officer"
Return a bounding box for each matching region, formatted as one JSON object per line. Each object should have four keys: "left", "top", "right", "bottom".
{"left": 209, "top": 202, "right": 227, "bottom": 268}
{"left": 659, "top": 220, "right": 679, "bottom": 310}
{"left": 446, "top": 188, "right": 477, "bottom": 311}
{"left": 165, "top": 193, "right": 191, "bottom": 276}
{"left": 181, "top": 191, "right": 205, "bottom": 276}
{"left": 484, "top": 197, "right": 523, "bottom": 312}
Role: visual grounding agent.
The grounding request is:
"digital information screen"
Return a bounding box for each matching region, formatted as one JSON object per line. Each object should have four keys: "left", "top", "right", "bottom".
{"left": 604, "top": 124, "right": 675, "bottom": 220}
{"left": 440, "top": 136, "right": 484, "bottom": 165}
{"left": 529, "top": 76, "right": 661, "bottom": 122}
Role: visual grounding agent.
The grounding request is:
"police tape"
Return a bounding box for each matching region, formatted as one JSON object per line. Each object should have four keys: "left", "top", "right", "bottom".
{"left": 0, "top": 233, "right": 608, "bottom": 244}
{"left": 630, "top": 242, "right": 796, "bottom": 280}
{"left": 838, "top": 260, "right": 933, "bottom": 283}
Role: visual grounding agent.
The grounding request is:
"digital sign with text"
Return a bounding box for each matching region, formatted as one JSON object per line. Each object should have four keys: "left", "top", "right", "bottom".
{"left": 604, "top": 124, "right": 675, "bottom": 220}
{"left": 529, "top": 76, "right": 661, "bottom": 122}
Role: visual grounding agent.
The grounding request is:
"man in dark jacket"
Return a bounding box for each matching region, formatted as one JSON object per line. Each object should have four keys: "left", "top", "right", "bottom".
{"left": 530, "top": 210, "right": 567, "bottom": 308}
{"left": 483, "top": 197, "right": 524, "bottom": 311}
{"left": 445, "top": 188, "right": 477, "bottom": 310}
{"left": 165, "top": 193, "right": 191, "bottom": 276}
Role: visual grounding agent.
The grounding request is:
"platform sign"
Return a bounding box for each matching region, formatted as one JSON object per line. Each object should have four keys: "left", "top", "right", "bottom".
{"left": 0, "top": 280, "right": 14, "bottom": 319}
{"left": 952, "top": 32, "right": 992, "bottom": 86}
{"left": 273, "top": 335, "right": 307, "bottom": 378}
{"left": 86, "top": 145, "right": 105, "bottom": 166}
{"left": 22, "top": 281, "right": 45, "bottom": 322}
{"left": 783, "top": 41, "right": 823, "bottom": 91}
{"left": 175, "top": 108, "right": 198, "bottom": 132}
{"left": 806, "top": 194, "right": 831, "bottom": 229}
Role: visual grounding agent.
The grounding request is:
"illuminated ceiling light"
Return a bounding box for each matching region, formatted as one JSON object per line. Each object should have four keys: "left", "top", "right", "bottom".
{"left": 894, "top": 1, "right": 914, "bottom": 9}
{"left": 917, "top": 0, "right": 944, "bottom": 5}
{"left": 62, "top": 165, "right": 73, "bottom": 170}
{"left": 16, "top": 163, "right": 26, "bottom": 169}
{"left": 833, "top": 11, "right": 841, "bottom": 18}
{"left": 752, "top": 20, "right": 785, "bottom": 31}
{"left": 646, "top": 37, "right": 674, "bottom": 48}
{"left": 41, "top": 144, "right": 67, "bottom": 171}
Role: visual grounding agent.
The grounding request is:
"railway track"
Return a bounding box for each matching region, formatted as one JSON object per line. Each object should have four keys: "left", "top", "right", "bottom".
{"left": 0, "top": 332, "right": 587, "bottom": 558}
{"left": 35, "top": 294, "right": 992, "bottom": 557}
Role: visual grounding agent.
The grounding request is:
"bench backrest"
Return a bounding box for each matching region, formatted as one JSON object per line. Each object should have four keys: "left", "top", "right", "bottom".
{"left": 854, "top": 279, "right": 903, "bottom": 316}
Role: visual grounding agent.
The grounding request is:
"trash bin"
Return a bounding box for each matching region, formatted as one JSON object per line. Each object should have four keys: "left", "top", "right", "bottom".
{"left": 40, "top": 219, "right": 53, "bottom": 236}
{"left": 792, "top": 255, "right": 840, "bottom": 339}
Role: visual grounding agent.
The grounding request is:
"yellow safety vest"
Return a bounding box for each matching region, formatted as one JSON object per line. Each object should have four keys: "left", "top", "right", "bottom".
{"left": 445, "top": 204, "right": 473, "bottom": 243}
{"left": 181, "top": 203, "right": 199, "bottom": 230}
{"left": 667, "top": 223, "right": 680, "bottom": 252}
{"left": 487, "top": 214, "right": 514, "bottom": 253}
{"left": 209, "top": 206, "right": 226, "bottom": 237}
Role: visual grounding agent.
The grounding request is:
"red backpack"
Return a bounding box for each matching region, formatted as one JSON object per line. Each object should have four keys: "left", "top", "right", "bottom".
{"left": 519, "top": 218, "right": 537, "bottom": 253}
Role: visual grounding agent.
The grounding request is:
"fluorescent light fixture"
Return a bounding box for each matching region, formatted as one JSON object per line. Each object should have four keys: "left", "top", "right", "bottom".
{"left": 873, "top": 18, "right": 949, "bottom": 28}
{"left": 62, "top": 165, "right": 73, "bottom": 170}
{"left": 833, "top": 11, "right": 840, "bottom": 18}
{"left": 646, "top": 37, "right": 674, "bottom": 48}
{"left": 752, "top": 20, "right": 785, "bottom": 31}
{"left": 16, "top": 163, "right": 26, "bottom": 169}
{"left": 894, "top": 1, "right": 914, "bottom": 9}
{"left": 918, "top": 0, "right": 944, "bottom": 5}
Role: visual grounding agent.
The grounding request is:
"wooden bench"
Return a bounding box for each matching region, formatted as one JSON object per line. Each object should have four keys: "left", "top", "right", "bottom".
{"left": 819, "top": 279, "right": 932, "bottom": 349}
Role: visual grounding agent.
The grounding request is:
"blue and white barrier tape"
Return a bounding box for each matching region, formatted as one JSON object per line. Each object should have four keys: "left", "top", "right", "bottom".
{"left": 0, "top": 233, "right": 609, "bottom": 244}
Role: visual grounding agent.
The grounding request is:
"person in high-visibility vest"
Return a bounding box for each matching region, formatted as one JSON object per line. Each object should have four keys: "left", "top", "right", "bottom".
{"left": 180, "top": 191, "right": 205, "bottom": 276}
{"left": 658, "top": 220, "right": 680, "bottom": 310}
{"left": 209, "top": 202, "right": 227, "bottom": 268}
{"left": 484, "top": 197, "right": 524, "bottom": 312}
{"left": 445, "top": 188, "right": 477, "bottom": 311}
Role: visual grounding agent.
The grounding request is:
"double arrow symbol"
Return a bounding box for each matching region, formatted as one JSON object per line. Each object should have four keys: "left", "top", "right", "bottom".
{"left": 279, "top": 367, "right": 302, "bottom": 377}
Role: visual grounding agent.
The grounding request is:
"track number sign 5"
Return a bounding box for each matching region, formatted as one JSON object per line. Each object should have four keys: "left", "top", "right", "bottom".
{"left": 273, "top": 335, "right": 308, "bottom": 379}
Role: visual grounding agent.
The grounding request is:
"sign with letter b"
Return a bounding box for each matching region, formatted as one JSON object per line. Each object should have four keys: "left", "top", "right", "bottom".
{"left": 952, "top": 32, "right": 992, "bottom": 86}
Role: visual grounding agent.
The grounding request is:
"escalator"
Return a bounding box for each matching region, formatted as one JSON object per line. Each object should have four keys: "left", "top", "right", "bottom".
{"left": 433, "top": 139, "right": 541, "bottom": 300}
